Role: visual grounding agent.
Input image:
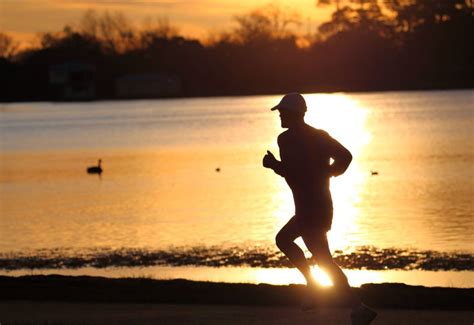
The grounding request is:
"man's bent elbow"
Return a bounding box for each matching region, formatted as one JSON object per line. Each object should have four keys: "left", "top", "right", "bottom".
{"left": 341, "top": 150, "right": 352, "bottom": 168}
{"left": 338, "top": 151, "right": 352, "bottom": 175}
{"left": 346, "top": 151, "right": 353, "bottom": 165}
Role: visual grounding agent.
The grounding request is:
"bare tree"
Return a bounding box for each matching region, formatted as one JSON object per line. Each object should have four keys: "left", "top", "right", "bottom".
{"left": 79, "top": 9, "right": 100, "bottom": 39}
{"left": 0, "top": 32, "right": 19, "bottom": 59}
{"left": 139, "top": 16, "right": 179, "bottom": 48}
{"left": 78, "top": 10, "right": 139, "bottom": 53}
{"left": 233, "top": 4, "right": 301, "bottom": 44}
{"left": 203, "top": 29, "right": 233, "bottom": 46}
{"left": 98, "top": 11, "right": 137, "bottom": 53}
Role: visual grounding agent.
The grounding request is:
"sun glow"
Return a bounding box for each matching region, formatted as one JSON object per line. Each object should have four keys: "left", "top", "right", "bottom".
{"left": 304, "top": 93, "right": 371, "bottom": 155}
{"left": 252, "top": 265, "right": 333, "bottom": 287}
{"left": 305, "top": 93, "right": 372, "bottom": 252}
{"left": 311, "top": 266, "right": 333, "bottom": 287}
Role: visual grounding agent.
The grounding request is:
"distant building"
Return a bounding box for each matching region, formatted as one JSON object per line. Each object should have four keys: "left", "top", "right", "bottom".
{"left": 49, "top": 62, "right": 95, "bottom": 100}
{"left": 115, "top": 73, "right": 182, "bottom": 98}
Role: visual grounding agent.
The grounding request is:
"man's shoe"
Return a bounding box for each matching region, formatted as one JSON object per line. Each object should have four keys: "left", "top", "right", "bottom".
{"left": 350, "top": 304, "right": 377, "bottom": 324}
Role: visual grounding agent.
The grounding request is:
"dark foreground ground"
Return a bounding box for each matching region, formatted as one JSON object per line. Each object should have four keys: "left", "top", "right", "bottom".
{"left": 1, "top": 301, "right": 473, "bottom": 324}
{"left": 0, "top": 275, "right": 472, "bottom": 324}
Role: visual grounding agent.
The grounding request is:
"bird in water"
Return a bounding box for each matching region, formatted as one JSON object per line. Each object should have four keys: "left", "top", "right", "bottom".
{"left": 370, "top": 170, "right": 379, "bottom": 176}
{"left": 87, "top": 159, "right": 103, "bottom": 174}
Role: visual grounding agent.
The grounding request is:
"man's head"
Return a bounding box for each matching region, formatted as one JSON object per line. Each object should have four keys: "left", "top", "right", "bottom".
{"left": 271, "top": 93, "right": 307, "bottom": 129}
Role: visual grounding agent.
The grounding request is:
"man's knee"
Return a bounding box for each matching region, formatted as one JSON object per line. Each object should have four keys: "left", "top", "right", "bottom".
{"left": 275, "top": 231, "right": 291, "bottom": 251}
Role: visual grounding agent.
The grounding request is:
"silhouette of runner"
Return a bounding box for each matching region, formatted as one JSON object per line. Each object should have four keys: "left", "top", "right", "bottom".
{"left": 263, "top": 93, "right": 377, "bottom": 324}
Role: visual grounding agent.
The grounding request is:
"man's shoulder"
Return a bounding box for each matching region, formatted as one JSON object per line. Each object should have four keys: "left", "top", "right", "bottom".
{"left": 307, "top": 125, "right": 330, "bottom": 139}
{"left": 278, "top": 130, "right": 290, "bottom": 138}
{"left": 278, "top": 127, "right": 331, "bottom": 144}
{"left": 277, "top": 130, "right": 290, "bottom": 143}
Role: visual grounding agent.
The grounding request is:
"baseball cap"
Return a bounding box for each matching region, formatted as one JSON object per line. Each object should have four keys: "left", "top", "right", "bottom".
{"left": 271, "top": 92, "right": 307, "bottom": 113}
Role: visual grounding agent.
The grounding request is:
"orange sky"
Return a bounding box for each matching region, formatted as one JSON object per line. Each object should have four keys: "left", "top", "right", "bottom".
{"left": 0, "top": 0, "right": 334, "bottom": 47}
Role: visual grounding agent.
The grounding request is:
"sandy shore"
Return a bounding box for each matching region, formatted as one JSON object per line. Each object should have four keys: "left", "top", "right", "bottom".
{"left": 0, "top": 275, "right": 472, "bottom": 324}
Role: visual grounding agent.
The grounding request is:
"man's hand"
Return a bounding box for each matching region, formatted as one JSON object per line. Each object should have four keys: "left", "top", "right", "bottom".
{"left": 263, "top": 150, "right": 278, "bottom": 169}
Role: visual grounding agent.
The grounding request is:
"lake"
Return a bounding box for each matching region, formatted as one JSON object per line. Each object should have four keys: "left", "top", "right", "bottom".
{"left": 1, "top": 90, "right": 473, "bottom": 287}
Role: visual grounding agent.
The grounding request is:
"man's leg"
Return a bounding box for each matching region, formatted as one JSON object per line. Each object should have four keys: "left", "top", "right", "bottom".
{"left": 302, "top": 231, "right": 360, "bottom": 306}
{"left": 303, "top": 231, "right": 378, "bottom": 323}
{"left": 275, "top": 216, "right": 316, "bottom": 287}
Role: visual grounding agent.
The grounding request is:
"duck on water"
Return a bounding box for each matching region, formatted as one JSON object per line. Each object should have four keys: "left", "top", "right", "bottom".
{"left": 87, "top": 159, "right": 103, "bottom": 174}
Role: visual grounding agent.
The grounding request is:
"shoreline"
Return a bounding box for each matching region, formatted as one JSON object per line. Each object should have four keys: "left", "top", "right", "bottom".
{"left": 2, "top": 266, "right": 473, "bottom": 289}
{"left": 1, "top": 87, "right": 472, "bottom": 104}
{"left": 1, "top": 275, "right": 472, "bottom": 311}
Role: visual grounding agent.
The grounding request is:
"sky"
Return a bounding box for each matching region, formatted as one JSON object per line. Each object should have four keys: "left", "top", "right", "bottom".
{"left": 0, "top": 0, "right": 334, "bottom": 47}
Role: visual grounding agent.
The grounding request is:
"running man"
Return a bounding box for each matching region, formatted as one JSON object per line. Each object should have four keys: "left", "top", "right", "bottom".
{"left": 263, "top": 93, "right": 377, "bottom": 324}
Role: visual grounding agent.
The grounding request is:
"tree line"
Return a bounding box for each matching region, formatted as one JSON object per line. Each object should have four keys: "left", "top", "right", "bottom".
{"left": 0, "top": 0, "right": 472, "bottom": 101}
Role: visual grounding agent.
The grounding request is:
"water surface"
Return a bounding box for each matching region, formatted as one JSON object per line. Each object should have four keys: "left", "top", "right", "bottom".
{"left": 1, "top": 90, "right": 473, "bottom": 286}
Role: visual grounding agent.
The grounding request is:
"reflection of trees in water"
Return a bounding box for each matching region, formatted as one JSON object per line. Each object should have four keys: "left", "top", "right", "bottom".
{"left": 1, "top": 0, "right": 472, "bottom": 101}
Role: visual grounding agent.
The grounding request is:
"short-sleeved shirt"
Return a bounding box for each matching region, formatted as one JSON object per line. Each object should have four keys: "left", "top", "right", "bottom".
{"left": 278, "top": 125, "right": 340, "bottom": 231}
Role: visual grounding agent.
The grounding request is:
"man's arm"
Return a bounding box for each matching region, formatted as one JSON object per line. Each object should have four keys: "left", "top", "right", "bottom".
{"left": 327, "top": 135, "right": 352, "bottom": 177}
{"left": 262, "top": 150, "right": 286, "bottom": 177}
{"left": 262, "top": 134, "right": 287, "bottom": 177}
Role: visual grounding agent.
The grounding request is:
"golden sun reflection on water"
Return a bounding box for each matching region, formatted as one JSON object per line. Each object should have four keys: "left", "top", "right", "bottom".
{"left": 307, "top": 93, "right": 372, "bottom": 253}
{"left": 304, "top": 93, "right": 371, "bottom": 153}
{"left": 253, "top": 264, "right": 334, "bottom": 287}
